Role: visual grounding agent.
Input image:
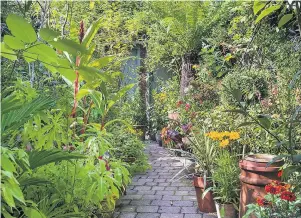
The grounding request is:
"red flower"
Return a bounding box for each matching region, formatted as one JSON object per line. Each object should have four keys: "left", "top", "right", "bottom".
{"left": 280, "top": 191, "right": 296, "bottom": 202}
{"left": 256, "top": 197, "right": 271, "bottom": 207}
{"left": 176, "top": 100, "right": 183, "bottom": 107}
{"left": 278, "top": 170, "right": 283, "bottom": 178}
{"left": 185, "top": 103, "right": 191, "bottom": 111}
{"left": 265, "top": 184, "right": 282, "bottom": 195}
{"left": 98, "top": 156, "right": 103, "bottom": 160}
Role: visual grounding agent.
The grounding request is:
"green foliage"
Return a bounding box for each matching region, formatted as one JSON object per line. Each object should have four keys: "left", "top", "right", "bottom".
{"left": 212, "top": 151, "right": 240, "bottom": 205}
{"left": 221, "top": 69, "right": 269, "bottom": 105}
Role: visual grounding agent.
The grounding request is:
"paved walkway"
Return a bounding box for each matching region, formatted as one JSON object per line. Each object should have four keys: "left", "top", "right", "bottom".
{"left": 114, "top": 142, "right": 217, "bottom": 218}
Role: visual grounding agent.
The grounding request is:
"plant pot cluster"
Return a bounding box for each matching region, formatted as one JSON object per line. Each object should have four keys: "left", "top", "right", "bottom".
{"left": 193, "top": 154, "right": 284, "bottom": 218}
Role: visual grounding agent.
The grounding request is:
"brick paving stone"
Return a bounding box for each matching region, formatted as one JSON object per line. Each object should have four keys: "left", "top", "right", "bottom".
{"left": 136, "top": 206, "right": 159, "bottom": 213}
{"left": 183, "top": 195, "right": 197, "bottom": 201}
{"left": 119, "top": 205, "right": 136, "bottom": 212}
{"left": 162, "top": 195, "right": 182, "bottom": 201}
{"left": 156, "top": 190, "right": 175, "bottom": 195}
{"left": 118, "top": 212, "right": 137, "bottom": 218}
{"left": 151, "top": 200, "right": 173, "bottom": 206}
{"left": 165, "top": 186, "right": 178, "bottom": 191}
{"left": 137, "top": 190, "right": 156, "bottom": 195}
{"left": 145, "top": 182, "right": 158, "bottom": 186}
{"left": 181, "top": 207, "right": 198, "bottom": 213}
{"left": 136, "top": 213, "right": 160, "bottom": 218}
{"left": 158, "top": 206, "right": 181, "bottom": 213}
{"left": 134, "top": 186, "right": 152, "bottom": 191}
{"left": 152, "top": 186, "right": 165, "bottom": 191}
{"left": 175, "top": 191, "right": 189, "bottom": 195}
{"left": 130, "top": 200, "right": 151, "bottom": 206}
{"left": 142, "top": 194, "right": 163, "bottom": 200}
{"left": 160, "top": 214, "right": 184, "bottom": 218}
{"left": 154, "top": 179, "right": 166, "bottom": 183}
{"left": 173, "top": 201, "right": 194, "bottom": 207}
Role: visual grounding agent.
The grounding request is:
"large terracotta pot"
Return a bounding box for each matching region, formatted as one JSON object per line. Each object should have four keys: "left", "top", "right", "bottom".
{"left": 239, "top": 154, "right": 284, "bottom": 218}
{"left": 193, "top": 176, "right": 216, "bottom": 213}
{"left": 215, "top": 202, "right": 237, "bottom": 218}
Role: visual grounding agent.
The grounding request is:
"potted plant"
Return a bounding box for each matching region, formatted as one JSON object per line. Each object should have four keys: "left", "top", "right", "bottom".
{"left": 189, "top": 128, "right": 217, "bottom": 213}
{"left": 224, "top": 83, "right": 300, "bottom": 217}
{"left": 243, "top": 181, "right": 301, "bottom": 218}
{"left": 209, "top": 151, "right": 240, "bottom": 218}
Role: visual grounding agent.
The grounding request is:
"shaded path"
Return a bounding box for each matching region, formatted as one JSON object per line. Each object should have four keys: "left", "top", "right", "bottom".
{"left": 115, "top": 142, "right": 217, "bottom": 218}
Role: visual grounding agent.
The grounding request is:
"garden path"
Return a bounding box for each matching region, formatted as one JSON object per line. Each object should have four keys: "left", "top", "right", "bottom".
{"left": 114, "top": 142, "right": 217, "bottom": 218}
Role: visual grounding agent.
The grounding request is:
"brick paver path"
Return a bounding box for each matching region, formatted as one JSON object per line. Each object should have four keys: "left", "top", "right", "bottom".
{"left": 115, "top": 142, "right": 217, "bottom": 218}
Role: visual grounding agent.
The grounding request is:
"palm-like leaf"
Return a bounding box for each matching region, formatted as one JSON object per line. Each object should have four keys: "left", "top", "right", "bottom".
{"left": 1, "top": 96, "right": 54, "bottom": 133}
{"left": 28, "top": 149, "right": 87, "bottom": 170}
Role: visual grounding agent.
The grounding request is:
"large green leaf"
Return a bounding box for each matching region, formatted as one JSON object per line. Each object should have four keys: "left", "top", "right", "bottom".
{"left": 258, "top": 116, "right": 271, "bottom": 129}
{"left": 6, "top": 14, "right": 37, "bottom": 43}
{"left": 88, "top": 56, "right": 114, "bottom": 69}
{"left": 253, "top": 0, "right": 267, "bottom": 15}
{"left": 23, "top": 44, "right": 58, "bottom": 64}
{"left": 4, "top": 35, "right": 25, "bottom": 50}
{"left": 28, "top": 149, "right": 87, "bottom": 170}
{"left": 50, "top": 39, "right": 87, "bottom": 56}
{"left": 23, "top": 207, "right": 45, "bottom": 218}
{"left": 255, "top": 5, "right": 281, "bottom": 24}
{"left": 40, "top": 28, "right": 60, "bottom": 42}
{"left": 82, "top": 18, "right": 102, "bottom": 48}
{"left": 231, "top": 89, "right": 242, "bottom": 102}
{"left": 278, "top": 13, "right": 293, "bottom": 28}
{"left": 1, "top": 42, "right": 17, "bottom": 60}
{"left": 1, "top": 96, "right": 54, "bottom": 133}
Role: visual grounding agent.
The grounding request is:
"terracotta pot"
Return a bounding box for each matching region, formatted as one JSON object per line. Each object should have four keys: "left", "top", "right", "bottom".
{"left": 215, "top": 202, "right": 237, "bottom": 218}
{"left": 193, "top": 176, "right": 216, "bottom": 213}
{"left": 168, "top": 112, "right": 180, "bottom": 121}
{"left": 239, "top": 154, "right": 284, "bottom": 218}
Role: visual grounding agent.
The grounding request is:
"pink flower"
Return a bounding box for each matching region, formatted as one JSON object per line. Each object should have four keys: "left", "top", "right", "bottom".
{"left": 185, "top": 103, "right": 191, "bottom": 111}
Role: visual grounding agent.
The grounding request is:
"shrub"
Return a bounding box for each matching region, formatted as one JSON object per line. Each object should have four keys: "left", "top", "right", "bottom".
{"left": 220, "top": 69, "right": 270, "bottom": 105}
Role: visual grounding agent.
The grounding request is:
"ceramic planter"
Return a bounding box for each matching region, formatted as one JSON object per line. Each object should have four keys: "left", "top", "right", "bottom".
{"left": 215, "top": 202, "right": 237, "bottom": 218}
{"left": 193, "top": 176, "right": 216, "bottom": 213}
{"left": 155, "top": 132, "right": 163, "bottom": 147}
{"left": 239, "top": 154, "right": 284, "bottom": 218}
{"left": 168, "top": 112, "right": 180, "bottom": 121}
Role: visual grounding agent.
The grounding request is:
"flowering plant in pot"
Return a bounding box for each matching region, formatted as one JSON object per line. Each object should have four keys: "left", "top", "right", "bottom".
{"left": 243, "top": 180, "right": 301, "bottom": 218}
{"left": 189, "top": 127, "right": 217, "bottom": 213}
{"left": 204, "top": 150, "right": 240, "bottom": 218}
{"left": 203, "top": 132, "right": 240, "bottom": 218}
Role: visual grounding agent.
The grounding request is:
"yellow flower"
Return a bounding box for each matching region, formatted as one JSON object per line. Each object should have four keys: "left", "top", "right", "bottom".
{"left": 219, "top": 139, "right": 229, "bottom": 148}
{"left": 229, "top": 132, "right": 240, "bottom": 140}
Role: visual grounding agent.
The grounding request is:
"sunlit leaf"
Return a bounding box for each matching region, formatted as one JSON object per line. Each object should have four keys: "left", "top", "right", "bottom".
{"left": 40, "top": 28, "right": 60, "bottom": 42}
{"left": 0, "top": 42, "right": 17, "bottom": 60}
{"left": 6, "top": 14, "right": 37, "bottom": 43}
{"left": 253, "top": 0, "right": 267, "bottom": 15}
{"left": 4, "top": 35, "right": 25, "bottom": 49}
{"left": 255, "top": 5, "right": 281, "bottom": 24}
{"left": 88, "top": 56, "right": 114, "bottom": 69}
